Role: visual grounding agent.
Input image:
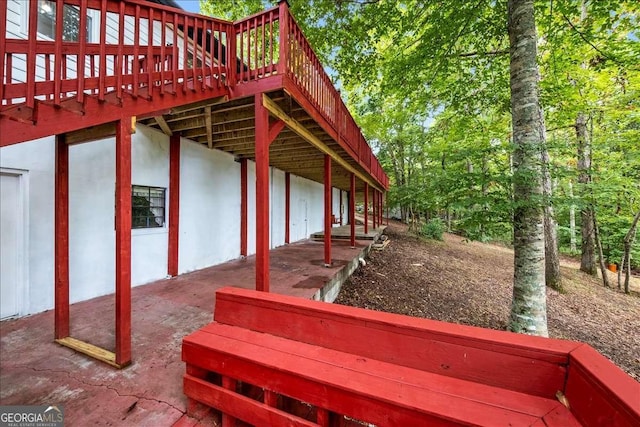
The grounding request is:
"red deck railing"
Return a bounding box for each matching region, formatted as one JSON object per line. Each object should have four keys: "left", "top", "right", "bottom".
{"left": 274, "top": 2, "right": 387, "bottom": 188}
{"left": 0, "top": 0, "right": 388, "bottom": 189}
{"left": 1, "top": 0, "right": 231, "bottom": 108}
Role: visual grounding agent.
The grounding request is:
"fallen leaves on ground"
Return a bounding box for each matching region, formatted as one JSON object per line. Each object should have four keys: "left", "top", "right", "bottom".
{"left": 335, "top": 221, "right": 640, "bottom": 380}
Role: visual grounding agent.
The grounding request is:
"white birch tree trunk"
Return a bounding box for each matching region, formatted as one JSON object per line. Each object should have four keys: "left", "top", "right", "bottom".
{"left": 507, "top": 0, "right": 548, "bottom": 336}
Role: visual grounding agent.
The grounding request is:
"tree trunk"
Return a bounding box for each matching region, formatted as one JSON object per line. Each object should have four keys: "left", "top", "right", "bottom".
{"left": 622, "top": 210, "right": 640, "bottom": 293}
{"left": 568, "top": 180, "right": 577, "bottom": 253}
{"left": 592, "top": 209, "right": 610, "bottom": 288}
{"left": 542, "top": 142, "right": 562, "bottom": 291}
{"left": 507, "top": 0, "right": 548, "bottom": 337}
{"left": 618, "top": 252, "right": 624, "bottom": 289}
{"left": 576, "top": 113, "right": 597, "bottom": 275}
{"left": 481, "top": 156, "right": 489, "bottom": 241}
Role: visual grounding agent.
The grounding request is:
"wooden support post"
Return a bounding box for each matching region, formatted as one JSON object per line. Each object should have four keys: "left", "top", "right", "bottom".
{"left": 339, "top": 190, "right": 343, "bottom": 225}
{"left": 278, "top": 1, "right": 290, "bottom": 76}
{"left": 221, "top": 376, "right": 237, "bottom": 427}
{"left": 168, "top": 133, "right": 180, "bottom": 277}
{"left": 373, "top": 191, "right": 377, "bottom": 229}
{"left": 240, "top": 158, "right": 248, "bottom": 256}
{"left": 364, "top": 182, "right": 369, "bottom": 235}
{"left": 316, "top": 408, "right": 330, "bottom": 427}
{"left": 386, "top": 193, "right": 389, "bottom": 225}
{"left": 285, "top": 172, "right": 290, "bottom": 244}
{"left": 324, "top": 155, "right": 332, "bottom": 267}
{"left": 115, "top": 118, "right": 132, "bottom": 367}
{"left": 378, "top": 191, "right": 382, "bottom": 226}
{"left": 350, "top": 173, "right": 356, "bottom": 248}
{"left": 376, "top": 191, "right": 379, "bottom": 225}
{"left": 255, "top": 94, "right": 270, "bottom": 292}
{"left": 55, "top": 135, "right": 69, "bottom": 339}
{"left": 264, "top": 389, "right": 278, "bottom": 408}
{"left": 376, "top": 191, "right": 380, "bottom": 227}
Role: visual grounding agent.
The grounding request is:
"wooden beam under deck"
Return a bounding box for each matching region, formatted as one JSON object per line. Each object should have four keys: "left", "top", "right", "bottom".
{"left": 155, "top": 116, "right": 173, "bottom": 136}
{"left": 261, "top": 94, "right": 384, "bottom": 193}
{"left": 136, "top": 90, "right": 371, "bottom": 194}
{"left": 205, "top": 106, "right": 213, "bottom": 148}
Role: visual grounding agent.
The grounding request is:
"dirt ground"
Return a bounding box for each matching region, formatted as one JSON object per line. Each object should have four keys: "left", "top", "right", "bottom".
{"left": 335, "top": 221, "right": 640, "bottom": 380}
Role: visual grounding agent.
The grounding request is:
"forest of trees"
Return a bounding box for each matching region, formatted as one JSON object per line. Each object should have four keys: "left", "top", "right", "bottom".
{"left": 203, "top": 0, "right": 639, "bottom": 334}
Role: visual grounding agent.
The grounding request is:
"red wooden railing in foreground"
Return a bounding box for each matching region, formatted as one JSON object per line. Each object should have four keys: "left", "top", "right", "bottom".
{"left": 0, "top": 0, "right": 388, "bottom": 189}
{"left": 183, "top": 287, "right": 640, "bottom": 427}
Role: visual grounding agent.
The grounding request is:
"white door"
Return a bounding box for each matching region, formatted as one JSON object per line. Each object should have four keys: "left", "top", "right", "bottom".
{"left": 1, "top": 172, "right": 24, "bottom": 319}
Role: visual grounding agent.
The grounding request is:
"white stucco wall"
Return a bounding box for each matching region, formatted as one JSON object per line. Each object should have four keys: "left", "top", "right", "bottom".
{"left": 178, "top": 138, "right": 241, "bottom": 273}
{"left": 0, "top": 137, "right": 55, "bottom": 315}
{"left": 0, "top": 124, "right": 333, "bottom": 317}
{"left": 2, "top": 0, "right": 363, "bottom": 319}
{"left": 270, "top": 168, "right": 286, "bottom": 248}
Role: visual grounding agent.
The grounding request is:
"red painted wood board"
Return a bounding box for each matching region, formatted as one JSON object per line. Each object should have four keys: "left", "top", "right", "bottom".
{"left": 168, "top": 133, "right": 180, "bottom": 277}
{"left": 254, "top": 93, "right": 270, "bottom": 292}
{"left": 542, "top": 403, "right": 583, "bottom": 427}
{"left": 182, "top": 328, "right": 542, "bottom": 426}
{"left": 565, "top": 344, "right": 640, "bottom": 427}
{"left": 114, "top": 119, "right": 132, "bottom": 366}
{"left": 282, "top": 77, "right": 354, "bottom": 162}
{"left": 1, "top": 84, "right": 228, "bottom": 147}
{"left": 228, "top": 75, "right": 283, "bottom": 100}
{"left": 197, "top": 322, "right": 566, "bottom": 419}
{"left": 54, "top": 135, "right": 70, "bottom": 339}
{"left": 213, "top": 287, "right": 578, "bottom": 397}
{"left": 184, "top": 375, "right": 317, "bottom": 427}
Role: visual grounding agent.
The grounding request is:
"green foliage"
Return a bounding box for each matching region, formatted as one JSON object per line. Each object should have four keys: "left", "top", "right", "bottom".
{"left": 419, "top": 218, "right": 445, "bottom": 241}
{"left": 200, "top": 0, "right": 270, "bottom": 21}
{"left": 200, "top": 0, "right": 640, "bottom": 268}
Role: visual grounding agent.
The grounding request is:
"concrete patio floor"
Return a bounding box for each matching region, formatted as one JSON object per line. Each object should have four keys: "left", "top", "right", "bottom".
{"left": 0, "top": 225, "right": 384, "bottom": 426}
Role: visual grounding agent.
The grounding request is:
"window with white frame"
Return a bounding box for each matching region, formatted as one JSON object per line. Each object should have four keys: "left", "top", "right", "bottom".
{"left": 37, "top": 0, "right": 93, "bottom": 42}
{"left": 132, "top": 186, "right": 166, "bottom": 229}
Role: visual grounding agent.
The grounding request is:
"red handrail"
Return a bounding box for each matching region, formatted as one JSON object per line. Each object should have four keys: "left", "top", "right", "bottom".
{"left": 233, "top": 5, "right": 279, "bottom": 83}
{"left": 274, "top": 3, "right": 387, "bottom": 188}
{"left": 1, "top": 0, "right": 231, "bottom": 107}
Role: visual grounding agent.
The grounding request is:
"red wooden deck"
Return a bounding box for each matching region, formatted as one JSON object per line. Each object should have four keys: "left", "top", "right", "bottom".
{"left": 0, "top": 0, "right": 389, "bottom": 192}
{"left": 1, "top": 0, "right": 390, "bottom": 367}
{"left": 183, "top": 287, "right": 640, "bottom": 427}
